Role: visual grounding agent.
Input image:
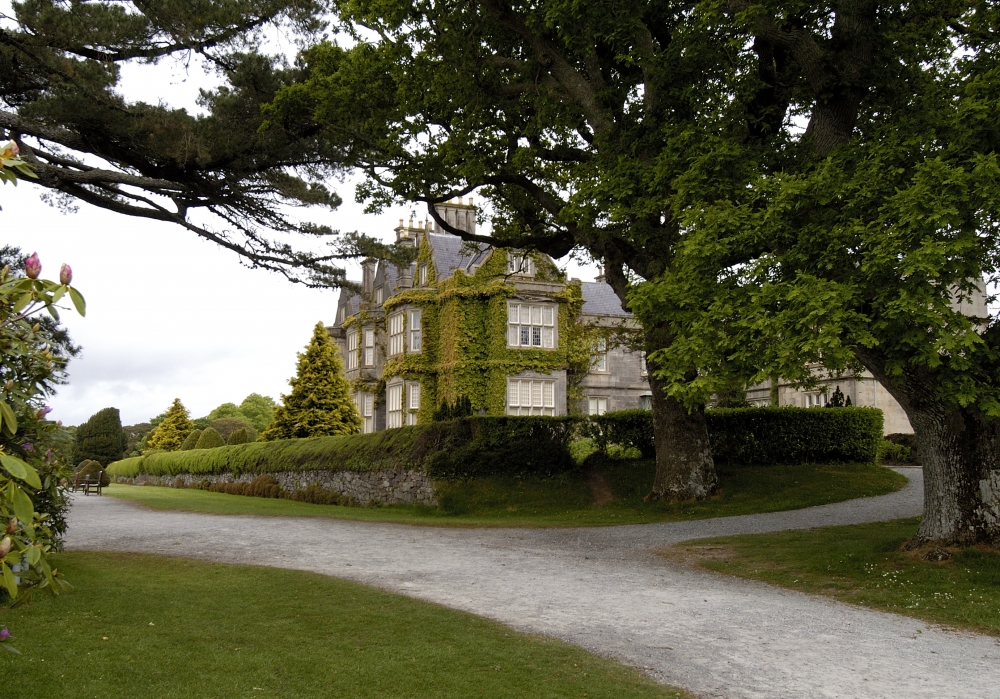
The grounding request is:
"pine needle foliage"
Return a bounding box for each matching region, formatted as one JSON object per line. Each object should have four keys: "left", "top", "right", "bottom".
{"left": 72, "top": 407, "right": 128, "bottom": 466}
{"left": 227, "top": 428, "right": 250, "bottom": 445}
{"left": 146, "top": 399, "right": 195, "bottom": 452}
{"left": 261, "top": 322, "right": 361, "bottom": 440}
{"left": 194, "top": 427, "right": 225, "bottom": 449}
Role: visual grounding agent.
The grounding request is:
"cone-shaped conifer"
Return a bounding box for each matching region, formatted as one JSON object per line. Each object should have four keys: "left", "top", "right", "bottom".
{"left": 261, "top": 322, "right": 361, "bottom": 440}
{"left": 227, "top": 427, "right": 249, "bottom": 445}
{"left": 194, "top": 427, "right": 225, "bottom": 449}
{"left": 180, "top": 429, "right": 202, "bottom": 451}
{"left": 145, "top": 398, "right": 194, "bottom": 451}
{"left": 72, "top": 407, "right": 128, "bottom": 466}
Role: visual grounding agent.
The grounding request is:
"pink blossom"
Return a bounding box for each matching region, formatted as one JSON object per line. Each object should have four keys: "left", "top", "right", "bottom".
{"left": 35, "top": 406, "right": 51, "bottom": 420}
{"left": 24, "top": 253, "right": 41, "bottom": 279}
{"left": 59, "top": 263, "right": 72, "bottom": 286}
{"left": 0, "top": 628, "right": 9, "bottom": 642}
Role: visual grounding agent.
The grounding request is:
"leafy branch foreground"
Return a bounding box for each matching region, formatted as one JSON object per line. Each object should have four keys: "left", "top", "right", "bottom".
{"left": 671, "top": 519, "right": 1000, "bottom": 637}
{"left": 0, "top": 551, "right": 692, "bottom": 699}
{"left": 106, "top": 460, "right": 906, "bottom": 527}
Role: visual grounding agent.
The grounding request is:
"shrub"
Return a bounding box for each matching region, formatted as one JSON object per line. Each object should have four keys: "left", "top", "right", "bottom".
{"left": 884, "top": 433, "right": 920, "bottom": 464}
{"left": 75, "top": 459, "right": 110, "bottom": 487}
{"left": 879, "top": 439, "right": 913, "bottom": 464}
{"left": 194, "top": 427, "right": 225, "bottom": 449}
{"left": 109, "top": 417, "right": 578, "bottom": 481}
{"left": 72, "top": 407, "right": 127, "bottom": 466}
{"left": 585, "top": 407, "right": 884, "bottom": 465}
{"left": 180, "top": 429, "right": 202, "bottom": 451}
{"left": 145, "top": 399, "right": 194, "bottom": 451}
{"left": 211, "top": 417, "right": 255, "bottom": 443}
{"left": 227, "top": 428, "right": 250, "bottom": 445}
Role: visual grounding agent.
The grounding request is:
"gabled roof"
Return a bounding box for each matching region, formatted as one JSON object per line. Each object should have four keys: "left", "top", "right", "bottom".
{"left": 581, "top": 282, "right": 630, "bottom": 317}
{"left": 337, "top": 286, "right": 361, "bottom": 318}
{"left": 427, "top": 232, "right": 490, "bottom": 278}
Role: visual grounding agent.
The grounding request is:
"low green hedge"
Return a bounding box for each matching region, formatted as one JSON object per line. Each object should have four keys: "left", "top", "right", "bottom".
{"left": 108, "top": 417, "right": 576, "bottom": 481}
{"left": 584, "top": 406, "right": 884, "bottom": 465}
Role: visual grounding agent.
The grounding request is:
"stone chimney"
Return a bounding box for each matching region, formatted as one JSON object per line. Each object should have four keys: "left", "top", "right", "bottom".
{"left": 595, "top": 265, "right": 606, "bottom": 283}
{"left": 362, "top": 258, "right": 376, "bottom": 294}
{"left": 434, "top": 196, "right": 477, "bottom": 235}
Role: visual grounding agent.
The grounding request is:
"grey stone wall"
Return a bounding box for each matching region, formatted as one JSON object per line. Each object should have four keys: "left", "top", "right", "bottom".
{"left": 116, "top": 469, "right": 438, "bottom": 506}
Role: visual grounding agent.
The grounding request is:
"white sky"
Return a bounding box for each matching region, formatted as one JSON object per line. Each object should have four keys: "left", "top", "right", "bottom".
{"left": 2, "top": 43, "right": 598, "bottom": 427}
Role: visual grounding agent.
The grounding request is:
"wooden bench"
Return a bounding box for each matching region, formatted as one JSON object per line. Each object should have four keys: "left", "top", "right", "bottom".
{"left": 72, "top": 471, "right": 104, "bottom": 495}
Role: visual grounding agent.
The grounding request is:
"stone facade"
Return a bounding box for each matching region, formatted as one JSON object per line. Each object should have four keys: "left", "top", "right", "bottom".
{"left": 116, "top": 469, "right": 438, "bottom": 506}
{"left": 330, "top": 199, "right": 651, "bottom": 431}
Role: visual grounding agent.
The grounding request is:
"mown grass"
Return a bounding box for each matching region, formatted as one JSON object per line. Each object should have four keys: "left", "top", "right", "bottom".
{"left": 105, "top": 458, "right": 906, "bottom": 527}
{"left": 673, "top": 517, "right": 1000, "bottom": 636}
{"left": 0, "top": 551, "right": 692, "bottom": 699}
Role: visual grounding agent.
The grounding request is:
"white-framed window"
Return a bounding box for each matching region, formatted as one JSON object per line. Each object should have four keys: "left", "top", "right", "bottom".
{"left": 363, "top": 328, "right": 375, "bottom": 366}
{"left": 640, "top": 394, "right": 652, "bottom": 410}
{"left": 507, "top": 303, "right": 556, "bottom": 348}
{"left": 591, "top": 338, "right": 608, "bottom": 372}
{"left": 337, "top": 306, "right": 345, "bottom": 323}
{"left": 374, "top": 286, "right": 384, "bottom": 305}
{"left": 406, "top": 381, "right": 421, "bottom": 425}
{"left": 640, "top": 352, "right": 648, "bottom": 376}
{"left": 508, "top": 253, "right": 535, "bottom": 277}
{"left": 588, "top": 397, "right": 608, "bottom": 416}
{"left": 346, "top": 330, "right": 358, "bottom": 370}
{"left": 388, "top": 312, "right": 404, "bottom": 356}
{"left": 419, "top": 264, "right": 428, "bottom": 286}
{"left": 355, "top": 392, "right": 375, "bottom": 433}
{"left": 507, "top": 378, "right": 555, "bottom": 416}
{"left": 387, "top": 383, "right": 403, "bottom": 428}
{"left": 806, "top": 392, "right": 828, "bottom": 408}
{"left": 409, "top": 309, "right": 422, "bottom": 352}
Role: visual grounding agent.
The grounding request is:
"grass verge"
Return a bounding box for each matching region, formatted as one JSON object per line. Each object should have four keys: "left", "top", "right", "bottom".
{"left": 105, "top": 459, "right": 906, "bottom": 527}
{"left": 669, "top": 518, "right": 1000, "bottom": 636}
{"left": 0, "top": 551, "right": 692, "bottom": 699}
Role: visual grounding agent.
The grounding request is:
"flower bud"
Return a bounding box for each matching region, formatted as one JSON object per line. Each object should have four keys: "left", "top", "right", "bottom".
{"left": 3, "top": 381, "right": 12, "bottom": 391}
{"left": 30, "top": 324, "right": 40, "bottom": 334}
{"left": 0, "top": 537, "right": 11, "bottom": 558}
{"left": 0, "top": 627, "right": 9, "bottom": 642}
{"left": 35, "top": 406, "right": 52, "bottom": 420}
{"left": 24, "top": 253, "right": 41, "bottom": 279}
{"left": 59, "top": 263, "right": 72, "bottom": 286}
{"left": 5, "top": 519, "right": 15, "bottom": 535}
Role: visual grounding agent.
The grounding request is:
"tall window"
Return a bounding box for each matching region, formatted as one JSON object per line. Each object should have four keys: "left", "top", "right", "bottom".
{"left": 387, "top": 384, "right": 403, "bottom": 428}
{"left": 388, "top": 313, "right": 404, "bottom": 356}
{"left": 507, "top": 303, "right": 556, "bottom": 348}
{"left": 419, "top": 264, "right": 428, "bottom": 286}
{"left": 640, "top": 352, "right": 648, "bottom": 376}
{"left": 591, "top": 338, "right": 608, "bottom": 372}
{"left": 508, "top": 253, "right": 535, "bottom": 276}
{"left": 374, "top": 286, "right": 384, "bottom": 305}
{"left": 355, "top": 392, "right": 375, "bottom": 433}
{"left": 363, "top": 328, "right": 375, "bottom": 366}
{"left": 406, "top": 382, "right": 421, "bottom": 425}
{"left": 346, "top": 330, "right": 358, "bottom": 370}
{"left": 507, "top": 378, "right": 555, "bottom": 416}
{"left": 588, "top": 397, "right": 608, "bottom": 415}
{"left": 806, "top": 392, "right": 828, "bottom": 408}
{"left": 409, "top": 309, "right": 422, "bottom": 352}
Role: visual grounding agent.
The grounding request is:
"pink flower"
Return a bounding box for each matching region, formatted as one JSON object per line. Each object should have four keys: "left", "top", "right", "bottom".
{"left": 35, "top": 406, "right": 51, "bottom": 420}
{"left": 59, "top": 263, "right": 72, "bottom": 286}
{"left": 0, "top": 628, "right": 9, "bottom": 642}
{"left": 24, "top": 253, "right": 41, "bottom": 279}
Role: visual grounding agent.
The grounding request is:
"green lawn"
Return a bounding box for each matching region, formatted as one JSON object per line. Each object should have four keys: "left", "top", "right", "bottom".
{"left": 671, "top": 518, "right": 1000, "bottom": 636}
{"left": 105, "top": 458, "right": 907, "bottom": 527}
{"left": 0, "top": 551, "right": 692, "bottom": 699}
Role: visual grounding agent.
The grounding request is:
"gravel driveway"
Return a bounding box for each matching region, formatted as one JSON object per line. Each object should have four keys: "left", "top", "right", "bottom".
{"left": 65, "top": 467, "right": 1000, "bottom": 699}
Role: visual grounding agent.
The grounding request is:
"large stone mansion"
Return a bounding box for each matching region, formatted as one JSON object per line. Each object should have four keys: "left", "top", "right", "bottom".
{"left": 331, "top": 200, "right": 935, "bottom": 435}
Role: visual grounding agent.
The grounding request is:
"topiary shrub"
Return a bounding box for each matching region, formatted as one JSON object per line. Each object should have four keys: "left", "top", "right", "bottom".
{"left": 180, "top": 429, "right": 202, "bottom": 451}
{"left": 75, "top": 459, "right": 110, "bottom": 487}
{"left": 210, "top": 417, "right": 255, "bottom": 443}
{"left": 226, "top": 427, "right": 249, "bottom": 445}
{"left": 194, "top": 427, "right": 225, "bottom": 449}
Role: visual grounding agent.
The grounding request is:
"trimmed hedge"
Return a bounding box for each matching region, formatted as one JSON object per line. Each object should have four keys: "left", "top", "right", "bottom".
{"left": 583, "top": 407, "right": 883, "bottom": 465}
{"left": 108, "top": 417, "right": 576, "bottom": 481}
{"left": 108, "top": 408, "right": 883, "bottom": 482}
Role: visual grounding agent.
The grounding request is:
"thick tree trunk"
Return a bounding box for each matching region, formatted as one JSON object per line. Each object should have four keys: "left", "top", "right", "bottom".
{"left": 855, "top": 349, "right": 1000, "bottom": 546}
{"left": 644, "top": 327, "right": 718, "bottom": 502}
{"left": 907, "top": 404, "right": 1000, "bottom": 546}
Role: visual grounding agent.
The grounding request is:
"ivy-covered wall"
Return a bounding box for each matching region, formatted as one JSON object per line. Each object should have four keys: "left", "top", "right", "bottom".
{"left": 350, "top": 232, "right": 602, "bottom": 421}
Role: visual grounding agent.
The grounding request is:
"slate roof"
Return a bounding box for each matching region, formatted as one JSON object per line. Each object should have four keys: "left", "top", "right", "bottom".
{"left": 338, "top": 286, "right": 361, "bottom": 317}
{"left": 581, "top": 281, "right": 630, "bottom": 317}
{"left": 427, "top": 232, "right": 490, "bottom": 277}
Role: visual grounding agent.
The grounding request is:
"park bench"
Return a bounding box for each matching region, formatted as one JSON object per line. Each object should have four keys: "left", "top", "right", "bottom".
{"left": 71, "top": 471, "right": 104, "bottom": 496}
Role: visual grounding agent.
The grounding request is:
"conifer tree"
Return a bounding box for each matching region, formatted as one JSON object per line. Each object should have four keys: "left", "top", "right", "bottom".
{"left": 145, "top": 399, "right": 194, "bottom": 452}
{"left": 180, "top": 430, "right": 203, "bottom": 451}
{"left": 194, "top": 427, "right": 225, "bottom": 449}
{"left": 227, "top": 428, "right": 250, "bottom": 445}
{"left": 261, "top": 322, "right": 361, "bottom": 440}
{"left": 72, "top": 407, "right": 128, "bottom": 466}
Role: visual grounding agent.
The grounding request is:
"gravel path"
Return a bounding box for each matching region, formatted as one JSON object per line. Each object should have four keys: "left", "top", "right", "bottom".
{"left": 65, "top": 467, "right": 1000, "bottom": 699}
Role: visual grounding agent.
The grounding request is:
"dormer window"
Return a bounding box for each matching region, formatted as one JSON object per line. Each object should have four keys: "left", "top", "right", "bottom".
{"left": 508, "top": 253, "right": 535, "bottom": 277}
{"left": 375, "top": 286, "right": 384, "bottom": 305}
{"left": 419, "top": 264, "right": 428, "bottom": 286}
{"left": 337, "top": 307, "right": 345, "bottom": 324}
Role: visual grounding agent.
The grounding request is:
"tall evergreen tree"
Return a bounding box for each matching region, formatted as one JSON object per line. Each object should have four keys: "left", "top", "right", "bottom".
{"left": 261, "top": 322, "right": 361, "bottom": 440}
{"left": 72, "top": 407, "right": 127, "bottom": 466}
{"left": 145, "top": 399, "right": 194, "bottom": 452}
